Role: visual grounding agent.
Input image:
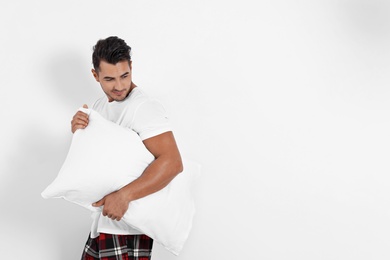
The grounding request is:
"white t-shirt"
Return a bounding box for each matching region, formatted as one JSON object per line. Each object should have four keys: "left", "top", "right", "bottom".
{"left": 89, "top": 87, "right": 172, "bottom": 238}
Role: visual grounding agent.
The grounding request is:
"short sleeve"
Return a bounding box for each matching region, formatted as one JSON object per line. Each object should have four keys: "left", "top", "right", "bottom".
{"left": 132, "top": 99, "right": 172, "bottom": 140}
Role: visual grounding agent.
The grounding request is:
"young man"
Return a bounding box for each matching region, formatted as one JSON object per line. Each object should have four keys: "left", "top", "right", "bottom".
{"left": 71, "top": 36, "right": 183, "bottom": 260}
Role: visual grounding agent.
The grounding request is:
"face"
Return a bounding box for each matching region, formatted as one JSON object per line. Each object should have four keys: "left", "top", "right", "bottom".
{"left": 92, "top": 60, "right": 133, "bottom": 102}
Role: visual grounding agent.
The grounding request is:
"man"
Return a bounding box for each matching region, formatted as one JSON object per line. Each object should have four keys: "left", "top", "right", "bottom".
{"left": 71, "top": 36, "right": 183, "bottom": 260}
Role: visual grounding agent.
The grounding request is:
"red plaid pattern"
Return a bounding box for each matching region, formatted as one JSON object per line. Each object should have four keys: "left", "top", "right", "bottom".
{"left": 81, "top": 233, "right": 153, "bottom": 260}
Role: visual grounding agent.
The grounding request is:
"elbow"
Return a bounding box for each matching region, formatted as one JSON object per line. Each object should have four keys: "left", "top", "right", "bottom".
{"left": 173, "top": 157, "right": 184, "bottom": 176}
{"left": 158, "top": 154, "right": 183, "bottom": 177}
{"left": 176, "top": 159, "right": 184, "bottom": 175}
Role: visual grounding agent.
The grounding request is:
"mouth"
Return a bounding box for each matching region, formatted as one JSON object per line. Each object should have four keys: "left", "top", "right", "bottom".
{"left": 113, "top": 90, "right": 126, "bottom": 96}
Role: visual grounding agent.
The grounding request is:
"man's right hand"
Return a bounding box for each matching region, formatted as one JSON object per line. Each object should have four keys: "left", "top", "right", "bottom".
{"left": 71, "top": 104, "right": 89, "bottom": 133}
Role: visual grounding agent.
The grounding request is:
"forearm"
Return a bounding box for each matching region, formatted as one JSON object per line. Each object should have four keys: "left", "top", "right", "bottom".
{"left": 120, "top": 154, "right": 183, "bottom": 202}
{"left": 92, "top": 132, "right": 183, "bottom": 221}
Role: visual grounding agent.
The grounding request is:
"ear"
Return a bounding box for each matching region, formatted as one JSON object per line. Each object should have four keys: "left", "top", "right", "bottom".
{"left": 91, "top": 69, "right": 99, "bottom": 82}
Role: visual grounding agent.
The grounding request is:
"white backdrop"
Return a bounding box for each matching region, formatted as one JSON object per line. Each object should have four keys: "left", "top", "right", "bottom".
{"left": 1, "top": 0, "right": 390, "bottom": 259}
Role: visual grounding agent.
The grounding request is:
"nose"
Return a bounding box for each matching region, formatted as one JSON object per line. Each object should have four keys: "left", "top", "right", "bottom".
{"left": 114, "top": 79, "right": 125, "bottom": 91}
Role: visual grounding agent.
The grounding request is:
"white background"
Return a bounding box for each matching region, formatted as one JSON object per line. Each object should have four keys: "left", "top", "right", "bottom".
{"left": 1, "top": 0, "right": 390, "bottom": 259}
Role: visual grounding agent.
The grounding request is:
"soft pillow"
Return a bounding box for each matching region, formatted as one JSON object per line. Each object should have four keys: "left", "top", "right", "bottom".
{"left": 41, "top": 108, "right": 200, "bottom": 255}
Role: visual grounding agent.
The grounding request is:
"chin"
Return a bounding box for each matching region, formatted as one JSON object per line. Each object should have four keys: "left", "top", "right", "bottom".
{"left": 109, "top": 92, "right": 129, "bottom": 102}
{"left": 112, "top": 97, "right": 126, "bottom": 102}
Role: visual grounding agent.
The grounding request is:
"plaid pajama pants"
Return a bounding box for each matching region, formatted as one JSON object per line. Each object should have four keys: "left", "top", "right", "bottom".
{"left": 81, "top": 233, "right": 153, "bottom": 260}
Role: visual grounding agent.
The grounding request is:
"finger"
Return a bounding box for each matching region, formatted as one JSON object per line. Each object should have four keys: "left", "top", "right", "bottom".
{"left": 72, "top": 121, "right": 88, "bottom": 128}
{"left": 92, "top": 198, "right": 105, "bottom": 207}
{"left": 77, "top": 110, "right": 89, "bottom": 117}
{"left": 72, "top": 123, "right": 87, "bottom": 133}
{"left": 74, "top": 112, "right": 89, "bottom": 122}
{"left": 72, "top": 115, "right": 89, "bottom": 127}
{"left": 73, "top": 110, "right": 89, "bottom": 121}
{"left": 73, "top": 118, "right": 88, "bottom": 127}
{"left": 83, "top": 104, "right": 88, "bottom": 109}
{"left": 71, "top": 118, "right": 88, "bottom": 130}
{"left": 111, "top": 215, "right": 121, "bottom": 221}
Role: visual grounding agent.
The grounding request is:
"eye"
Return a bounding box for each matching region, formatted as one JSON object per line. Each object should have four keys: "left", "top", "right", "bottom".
{"left": 121, "top": 74, "right": 128, "bottom": 79}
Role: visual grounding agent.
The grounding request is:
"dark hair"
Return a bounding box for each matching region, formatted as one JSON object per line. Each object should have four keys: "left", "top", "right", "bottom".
{"left": 92, "top": 36, "right": 131, "bottom": 71}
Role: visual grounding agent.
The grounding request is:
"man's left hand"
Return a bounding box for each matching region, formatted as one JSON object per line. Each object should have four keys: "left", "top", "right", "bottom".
{"left": 92, "top": 190, "right": 130, "bottom": 221}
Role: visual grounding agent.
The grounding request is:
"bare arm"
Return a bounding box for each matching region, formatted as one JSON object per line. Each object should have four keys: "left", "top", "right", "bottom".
{"left": 122, "top": 131, "right": 183, "bottom": 200}
{"left": 93, "top": 131, "right": 183, "bottom": 221}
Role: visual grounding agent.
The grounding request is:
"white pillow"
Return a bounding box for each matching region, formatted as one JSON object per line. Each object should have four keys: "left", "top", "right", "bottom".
{"left": 41, "top": 108, "right": 200, "bottom": 255}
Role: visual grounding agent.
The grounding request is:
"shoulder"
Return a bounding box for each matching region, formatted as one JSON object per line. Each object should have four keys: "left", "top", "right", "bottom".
{"left": 129, "top": 88, "right": 171, "bottom": 140}
{"left": 129, "top": 87, "right": 166, "bottom": 114}
{"left": 129, "top": 87, "right": 154, "bottom": 103}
